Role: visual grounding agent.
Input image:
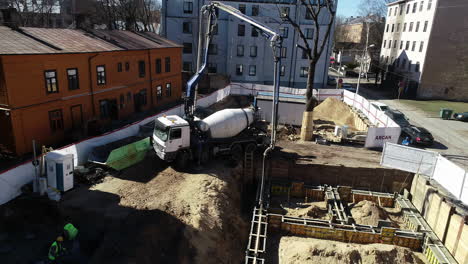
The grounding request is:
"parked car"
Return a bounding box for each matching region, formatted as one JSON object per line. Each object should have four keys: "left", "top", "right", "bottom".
{"left": 342, "top": 84, "right": 356, "bottom": 93}
{"left": 371, "top": 102, "right": 389, "bottom": 112}
{"left": 453, "top": 112, "right": 468, "bottom": 122}
{"left": 327, "top": 76, "right": 337, "bottom": 85}
{"left": 386, "top": 109, "right": 410, "bottom": 127}
{"left": 401, "top": 126, "right": 434, "bottom": 146}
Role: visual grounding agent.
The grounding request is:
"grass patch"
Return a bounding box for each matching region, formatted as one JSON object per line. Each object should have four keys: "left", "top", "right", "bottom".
{"left": 399, "top": 100, "right": 468, "bottom": 116}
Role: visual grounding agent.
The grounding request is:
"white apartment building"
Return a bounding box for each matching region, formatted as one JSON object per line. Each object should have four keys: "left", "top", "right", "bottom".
{"left": 380, "top": 0, "right": 468, "bottom": 100}
{"left": 161, "top": 0, "right": 336, "bottom": 89}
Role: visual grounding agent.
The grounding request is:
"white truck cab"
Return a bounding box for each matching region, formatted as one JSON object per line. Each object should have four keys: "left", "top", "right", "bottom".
{"left": 153, "top": 115, "right": 190, "bottom": 161}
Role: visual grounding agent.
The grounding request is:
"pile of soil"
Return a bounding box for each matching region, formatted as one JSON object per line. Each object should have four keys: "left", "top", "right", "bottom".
{"left": 278, "top": 236, "right": 428, "bottom": 264}
{"left": 88, "top": 156, "right": 248, "bottom": 264}
{"left": 283, "top": 201, "right": 329, "bottom": 220}
{"left": 350, "top": 200, "right": 389, "bottom": 226}
{"left": 312, "top": 97, "right": 361, "bottom": 131}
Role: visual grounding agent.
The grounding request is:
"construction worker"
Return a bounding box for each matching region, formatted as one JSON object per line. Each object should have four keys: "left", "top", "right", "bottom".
{"left": 48, "top": 236, "right": 65, "bottom": 263}
{"left": 63, "top": 223, "right": 80, "bottom": 256}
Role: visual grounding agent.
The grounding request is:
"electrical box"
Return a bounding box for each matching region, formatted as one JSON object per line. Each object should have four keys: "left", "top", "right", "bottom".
{"left": 46, "top": 152, "right": 74, "bottom": 192}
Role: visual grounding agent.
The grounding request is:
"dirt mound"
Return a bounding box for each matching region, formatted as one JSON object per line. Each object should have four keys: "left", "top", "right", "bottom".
{"left": 312, "top": 97, "right": 360, "bottom": 131}
{"left": 283, "top": 201, "right": 329, "bottom": 219}
{"left": 350, "top": 200, "right": 389, "bottom": 226}
{"left": 89, "top": 157, "right": 248, "bottom": 264}
{"left": 278, "top": 236, "right": 428, "bottom": 264}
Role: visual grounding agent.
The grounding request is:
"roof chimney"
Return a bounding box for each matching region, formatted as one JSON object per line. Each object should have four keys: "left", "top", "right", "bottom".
{"left": 1, "top": 8, "right": 20, "bottom": 29}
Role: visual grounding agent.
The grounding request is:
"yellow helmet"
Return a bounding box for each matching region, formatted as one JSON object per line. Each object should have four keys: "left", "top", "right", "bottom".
{"left": 57, "top": 236, "right": 64, "bottom": 242}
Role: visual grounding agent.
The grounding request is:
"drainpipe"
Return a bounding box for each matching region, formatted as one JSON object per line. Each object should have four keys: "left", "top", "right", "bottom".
{"left": 88, "top": 53, "right": 99, "bottom": 117}
{"left": 147, "top": 49, "right": 153, "bottom": 105}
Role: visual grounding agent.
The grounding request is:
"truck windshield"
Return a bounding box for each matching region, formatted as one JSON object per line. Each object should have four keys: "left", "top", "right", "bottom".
{"left": 154, "top": 120, "right": 169, "bottom": 142}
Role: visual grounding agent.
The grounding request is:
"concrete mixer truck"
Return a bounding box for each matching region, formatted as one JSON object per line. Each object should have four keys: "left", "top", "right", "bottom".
{"left": 152, "top": 1, "right": 282, "bottom": 168}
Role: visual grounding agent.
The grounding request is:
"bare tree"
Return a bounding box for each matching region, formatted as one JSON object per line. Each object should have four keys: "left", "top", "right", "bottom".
{"left": 280, "top": 0, "right": 337, "bottom": 140}
{"left": 358, "top": 0, "right": 392, "bottom": 19}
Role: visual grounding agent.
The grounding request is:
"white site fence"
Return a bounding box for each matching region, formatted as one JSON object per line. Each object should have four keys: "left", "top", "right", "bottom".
{"left": 381, "top": 142, "right": 468, "bottom": 204}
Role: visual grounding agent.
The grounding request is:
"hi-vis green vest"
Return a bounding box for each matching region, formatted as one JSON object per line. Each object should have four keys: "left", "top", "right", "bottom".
{"left": 64, "top": 223, "right": 78, "bottom": 240}
{"left": 48, "top": 241, "right": 63, "bottom": 260}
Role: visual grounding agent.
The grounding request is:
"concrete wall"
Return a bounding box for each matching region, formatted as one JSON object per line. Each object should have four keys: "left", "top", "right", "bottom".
{"left": 410, "top": 173, "right": 468, "bottom": 263}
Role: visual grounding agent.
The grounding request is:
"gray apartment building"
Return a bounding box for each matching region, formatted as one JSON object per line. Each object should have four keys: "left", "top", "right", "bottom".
{"left": 161, "top": 0, "right": 335, "bottom": 88}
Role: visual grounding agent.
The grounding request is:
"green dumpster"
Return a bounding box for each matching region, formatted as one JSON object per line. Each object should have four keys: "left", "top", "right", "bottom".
{"left": 440, "top": 108, "right": 453, "bottom": 119}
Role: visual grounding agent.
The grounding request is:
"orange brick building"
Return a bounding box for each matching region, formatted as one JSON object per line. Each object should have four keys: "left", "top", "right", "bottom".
{"left": 0, "top": 26, "right": 182, "bottom": 155}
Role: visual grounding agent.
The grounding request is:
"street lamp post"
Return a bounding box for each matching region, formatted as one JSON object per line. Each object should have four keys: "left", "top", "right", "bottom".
{"left": 356, "top": 44, "right": 375, "bottom": 95}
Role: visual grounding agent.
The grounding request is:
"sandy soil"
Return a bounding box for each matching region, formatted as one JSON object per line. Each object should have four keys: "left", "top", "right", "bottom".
{"left": 273, "top": 200, "right": 330, "bottom": 220}
{"left": 350, "top": 200, "right": 405, "bottom": 228}
{"left": 270, "top": 236, "right": 428, "bottom": 264}
{"left": 313, "top": 97, "right": 364, "bottom": 132}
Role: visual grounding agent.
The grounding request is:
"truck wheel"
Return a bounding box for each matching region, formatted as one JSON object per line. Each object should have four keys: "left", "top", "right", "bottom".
{"left": 175, "top": 151, "right": 189, "bottom": 169}
{"left": 231, "top": 144, "right": 243, "bottom": 162}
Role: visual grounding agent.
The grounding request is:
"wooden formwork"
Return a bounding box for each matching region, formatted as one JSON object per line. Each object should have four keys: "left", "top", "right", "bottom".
{"left": 268, "top": 214, "right": 423, "bottom": 251}
{"left": 352, "top": 193, "right": 395, "bottom": 207}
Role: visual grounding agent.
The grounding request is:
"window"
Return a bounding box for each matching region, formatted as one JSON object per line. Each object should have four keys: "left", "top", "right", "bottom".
{"left": 391, "top": 24, "right": 394, "bottom": 32}
{"left": 280, "top": 65, "right": 285, "bottom": 76}
{"left": 412, "top": 2, "right": 417, "bottom": 13}
{"left": 127, "top": 92, "right": 132, "bottom": 102}
{"left": 183, "top": 22, "right": 192, "bottom": 33}
{"left": 388, "top": 40, "right": 392, "bottom": 49}
{"left": 302, "top": 49, "right": 308, "bottom": 59}
{"left": 249, "top": 65, "right": 256, "bottom": 76}
{"left": 409, "top": 22, "right": 413, "bottom": 32}
{"left": 238, "top": 24, "right": 245, "bottom": 36}
{"left": 138, "top": 60, "right": 145, "bottom": 78}
{"left": 156, "top": 85, "right": 162, "bottom": 98}
{"left": 405, "top": 41, "right": 410, "bottom": 50}
{"left": 280, "top": 47, "right": 287, "bottom": 58}
{"left": 419, "top": 41, "right": 424, "bottom": 52}
{"left": 305, "top": 9, "right": 313, "bottom": 20}
{"left": 420, "top": 1, "right": 424, "bottom": 11}
{"left": 402, "top": 59, "right": 406, "bottom": 68}
{"left": 166, "top": 83, "right": 171, "bottom": 97}
{"left": 251, "top": 27, "right": 259, "bottom": 37}
{"left": 239, "top": 4, "right": 246, "bottom": 14}
{"left": 45, "top": 70, "right": 58, "bottom": 93}
{"left": 415, "top": 21, "right": 420, "bottom": 32}
{"left": 406, "top": 4, "right": 410, "bottom": 14}
{"left": 388, "top": 8, "right": 392, "bottom": 16}
{"left": 386, "top": 56, "right": 389, "bottom": 64}
{"left": 183, "top": 61, "right": 192, "bottom": 72}
{"left": 305, "top": 28, "right": 314, "bottom": 39}
{"left": 300, "top": 67, "right": 308, "bottom": 78}
{"left": 415, "top": 62, "right": 420, "bottom": 72}
{"left": 96, "top": 65, "right": 106, "bottom": 85}
{"left": 117, "top": 62, "right": 122, "bottom": 72}
{"left": 400, "top": 4, "right": 404, "bottom": 15}
{"left": 49, "top": 110, "right": 63, "bottom": 132}
{"left": 120, "top": 94, "right": 124, "bottom": 109}
{"left": 125, "top": 62, "right": 130, "bottom": 71}
{"left": 252, "top": 5, "right": 259, "bottom": 16}
{"left": 155, "top": 59, "right": 161, "bottom": 73}
{"left": 237, "top": 45, "right": 244, "bottom": 57}
{"left": 393, "top": 40, "right": 397, "bottom": 48}
{"left": 165, "top": 57, "right": 171, "bottom": 72}
{"left": 183, "top": 42, "right": 192, "bottom": 54}
{"left": 67, "top": 68, "right": 79, "bottom": 90}
{"left": 428, "top": 0, "right": 432, "bottom": 10}
{"left": 383, "top": 40, "right": 386, "bottom": 48}
{"left": 236, "top": 64, "right": 243, "bottom": 76}
{"left": 208, "top": 63, "right": 217, "bottom": 74}
{"left": 140, "top": 89, "right": 147, "bottom": 105}
{"left": 408, "top": 60, "right": 412, "bottom": 71}
{"left": 386, "top": 24, "right": 389, "bottom": 32}
{"left": 397, "top": 23, "right": 400, "bottom": 32}
{"left": 206, "top": 44, "right": 217, "bottom": 55}
{"left": 423, "top": 21, "right": 428, "bottom": 32}
{"left": 183, "top": 1, "right": 193, "bottom": 14}
{"left": 99, "top": 100, "right": 110, "bottom": 118}
{"left": 250, "top": 46, "right": 257, "bottom": 57}
{"left": 280, "top": 7, "right": 290, "bottom": 18}
{"left": 170, "top": 128, "right": 182, "bottom": 140}
{"left": 400, "top": 41, "right": 403, "bottom": 49}
{"left": 412, "top": 41, "right": 416, "bottom": 51}
{"left": 403, "top": 23, "right": 407, "bottom": 32}
{"left": 394, "top": 7, "right": 398, "bottom": 16}
{"left": 280, "top": 27, "right": 288, "bottom": 38}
